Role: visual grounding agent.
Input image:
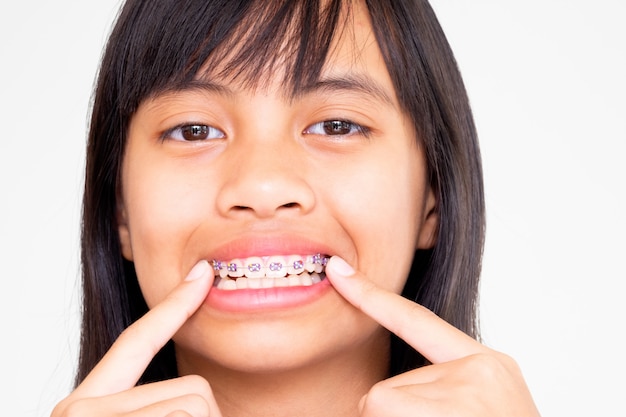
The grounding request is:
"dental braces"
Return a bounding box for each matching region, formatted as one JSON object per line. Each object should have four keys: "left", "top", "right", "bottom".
{"left": 211, "top": 254, "right": 329, "bottom": 274}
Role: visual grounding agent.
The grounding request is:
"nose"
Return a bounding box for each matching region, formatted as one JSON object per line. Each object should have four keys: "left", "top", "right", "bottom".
{"left": 216, "top": 138, "right": 316, "bottom": 219}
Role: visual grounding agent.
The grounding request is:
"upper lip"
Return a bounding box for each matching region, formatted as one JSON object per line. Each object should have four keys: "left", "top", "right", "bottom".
{"left": 206, "top": 233, "right": 335, "bottom": 261}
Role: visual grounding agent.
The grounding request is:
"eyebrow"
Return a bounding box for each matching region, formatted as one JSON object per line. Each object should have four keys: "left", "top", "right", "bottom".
{"left": 298, "top": 74, "right": 396, "bottom": 107}
{"left": 168, "top": 79, "right": 236, "bottom": 97}
{"left": 161, "top": 74, "right": 395, "bottom": 107}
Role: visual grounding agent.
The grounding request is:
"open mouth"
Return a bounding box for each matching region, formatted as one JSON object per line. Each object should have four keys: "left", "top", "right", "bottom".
{"left": 211, "top": 254, "right": 329, "bottom": 290}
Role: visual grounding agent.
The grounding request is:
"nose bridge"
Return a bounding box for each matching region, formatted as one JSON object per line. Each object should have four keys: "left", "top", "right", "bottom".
{"left": 216, "top": 131, "right": 315, "bottom": 218}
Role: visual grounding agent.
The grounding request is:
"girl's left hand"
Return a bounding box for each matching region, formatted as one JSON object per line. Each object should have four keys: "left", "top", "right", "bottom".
{"left": 326, "top": 256, "right": 541, "bottom": 417}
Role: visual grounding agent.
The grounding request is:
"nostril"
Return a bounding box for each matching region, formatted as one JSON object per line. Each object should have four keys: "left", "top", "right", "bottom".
{"left": 218, "top": 177, "right": 315, "bottom": 217}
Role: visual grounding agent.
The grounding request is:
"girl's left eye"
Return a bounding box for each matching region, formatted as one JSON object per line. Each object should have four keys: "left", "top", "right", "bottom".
{"left": 164, "top": 124, "right": 225, "bottom": 141}
{"left": 304, "top": 120, "right": 370, "bottom": 137}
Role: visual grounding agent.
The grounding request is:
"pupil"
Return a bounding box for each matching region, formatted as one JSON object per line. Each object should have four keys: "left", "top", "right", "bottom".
{"left": 323, "top": 120, "right": 351, "bottom": 135}
{"left": 182, "top": 125, "right": 208, "bottom": 140}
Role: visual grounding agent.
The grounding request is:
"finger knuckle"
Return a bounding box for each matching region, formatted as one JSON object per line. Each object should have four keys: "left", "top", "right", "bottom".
{"left": 181, "top": 393, "right": 211, "bottom": 416}
{"left": 495, "top": 351, "right": 524, "bottom": 375}
{"left": 466, "top": 351, "right": 518, "bottom": 382}
{"left": 54, "top": 398, "right": 93, "bottom": 417}
{"left": 50, "top": 398, "right": 68, "bottom": 417}
{"left": 361, "top": 382, "right": 390, "bottom": 414}
{"left": 118, "top": 322, "right": 161, "bottom": 358}
{"left": 165, "top": 411, "right": 193, "bottom": 417}
{"left": 119, "top": 321, "right": 150, "bottom": 343}
{"left": 181, "top": 374, "right": 213, "bottom": 398}
{"left": 400, "top": 303, "right": 436, "bottom": 335}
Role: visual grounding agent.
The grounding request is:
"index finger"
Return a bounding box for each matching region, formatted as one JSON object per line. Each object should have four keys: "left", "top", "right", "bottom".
{"left": 325, "top": 256, "right": 486, "bottom": 364}
{"left": 75, "top": 260, "right": 213, "bottom": 397}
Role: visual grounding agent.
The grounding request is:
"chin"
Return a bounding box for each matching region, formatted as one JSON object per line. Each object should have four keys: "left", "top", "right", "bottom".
{"left": 174, "top": 304, "right": 382, "bottom": 375}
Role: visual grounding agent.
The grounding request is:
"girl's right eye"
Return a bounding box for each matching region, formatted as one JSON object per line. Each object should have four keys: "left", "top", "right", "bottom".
{"left": 163, "top": 124, "right": 226, "bottom": 142}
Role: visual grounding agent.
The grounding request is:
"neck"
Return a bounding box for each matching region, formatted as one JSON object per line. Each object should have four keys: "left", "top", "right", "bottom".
{"left": 176, "top": 330, "right": 389, "bottom": 417}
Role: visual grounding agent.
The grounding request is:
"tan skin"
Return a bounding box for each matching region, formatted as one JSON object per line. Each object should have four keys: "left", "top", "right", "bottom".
{"left": 52, "top": 2, "right": 540, "bottom": 416}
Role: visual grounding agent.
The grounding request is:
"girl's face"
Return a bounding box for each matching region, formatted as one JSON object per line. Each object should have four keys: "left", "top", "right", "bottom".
{"left": 118, "top": 3, "right": 437, "bottom": 375}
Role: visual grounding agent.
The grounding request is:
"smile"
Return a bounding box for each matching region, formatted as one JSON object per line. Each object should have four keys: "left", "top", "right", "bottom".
{"left": 211, "top": 254, "right": 329, "bottom": 290}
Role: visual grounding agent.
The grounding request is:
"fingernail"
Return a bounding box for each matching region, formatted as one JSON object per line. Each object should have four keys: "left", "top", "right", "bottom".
{"left": 328, "top": 256, "right": 355, "bottom": 277}
{"left": 185, "top": 260, "right": 210, "bottom": 281}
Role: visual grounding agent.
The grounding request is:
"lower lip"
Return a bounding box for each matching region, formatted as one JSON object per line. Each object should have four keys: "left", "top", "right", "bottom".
{"left": 205, "top": 278, "right": 332, "bottom": 312}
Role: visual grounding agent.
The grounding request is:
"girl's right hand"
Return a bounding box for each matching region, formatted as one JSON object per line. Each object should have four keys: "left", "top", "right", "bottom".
{"left": 51, "top": 260, "right": 223, "bottom": 417}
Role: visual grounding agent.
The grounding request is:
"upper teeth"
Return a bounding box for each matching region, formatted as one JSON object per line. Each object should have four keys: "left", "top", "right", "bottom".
{"left": 211, "top": 254, "right": 328, "bottom": 279}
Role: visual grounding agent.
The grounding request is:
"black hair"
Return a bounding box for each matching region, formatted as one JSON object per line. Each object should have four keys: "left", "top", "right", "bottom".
{"left": 77, "top": 0, "right": 484, "bottom": 385}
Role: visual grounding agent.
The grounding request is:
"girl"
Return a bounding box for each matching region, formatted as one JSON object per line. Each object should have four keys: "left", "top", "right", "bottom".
{"left": 52, "top": 0, "right": 539, "bottom": 415}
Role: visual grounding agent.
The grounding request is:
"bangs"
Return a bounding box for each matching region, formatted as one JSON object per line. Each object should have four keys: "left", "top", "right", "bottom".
{"left": 113, "top": 0, "right": 349, "bottom": 112}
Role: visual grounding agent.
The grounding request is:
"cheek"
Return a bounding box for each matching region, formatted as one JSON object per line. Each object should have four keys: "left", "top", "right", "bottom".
{"left": 122, "top": 159, "right": 217, "bottom": 307}
{"left": 324, "top": 151, "right": 426, "bottom": 293}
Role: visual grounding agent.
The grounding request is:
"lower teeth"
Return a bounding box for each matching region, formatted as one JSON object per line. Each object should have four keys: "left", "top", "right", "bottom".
{"left": 214, "top": 272, "right": 325, "bottom": 291}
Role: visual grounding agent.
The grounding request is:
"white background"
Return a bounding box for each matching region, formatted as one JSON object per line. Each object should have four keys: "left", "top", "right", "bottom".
{"left": 1, "top": 1, "right": 624, "bottom": 416}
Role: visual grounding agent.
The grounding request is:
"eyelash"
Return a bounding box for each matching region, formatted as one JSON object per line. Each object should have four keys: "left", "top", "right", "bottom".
{"left": 303, "top": 120, "right": 371, "bottom": 138}
{"left": 161, "top": 123, "right": 226, "bottom": 142}
{"left": 161, "top": 119, "right": 371, "bottom": 142}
